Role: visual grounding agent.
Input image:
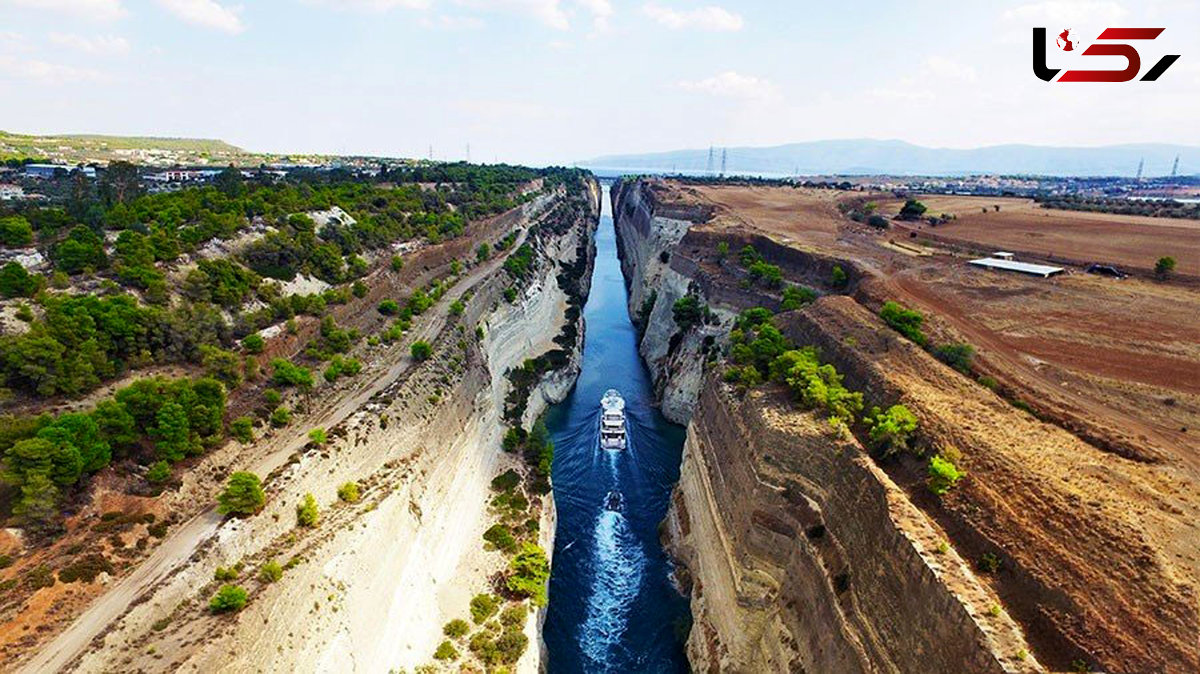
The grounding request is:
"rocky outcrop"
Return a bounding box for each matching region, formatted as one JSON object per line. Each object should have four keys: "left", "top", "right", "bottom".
{"left": 49, "top": 177, "right": 600, "bottom": 674}
{"left": 615, "top": 177, "right": 1200, "bottom": 674}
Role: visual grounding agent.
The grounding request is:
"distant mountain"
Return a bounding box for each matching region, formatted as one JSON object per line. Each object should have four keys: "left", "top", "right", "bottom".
{"left": 580, "top": 139, "right": 1200, "bottom": 178}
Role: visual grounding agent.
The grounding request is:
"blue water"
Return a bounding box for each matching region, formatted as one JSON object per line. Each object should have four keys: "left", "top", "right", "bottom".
{"left": 543, "top": 185, "right": 691, "bottom": 673}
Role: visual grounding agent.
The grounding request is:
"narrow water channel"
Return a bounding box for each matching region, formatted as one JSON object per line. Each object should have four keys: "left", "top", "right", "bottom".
{"left": 543, "top": 184, "right": 690, "bottom": 673}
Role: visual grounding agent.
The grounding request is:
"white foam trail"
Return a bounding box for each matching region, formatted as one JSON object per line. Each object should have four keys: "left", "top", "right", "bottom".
{"left": 579, "top": 509, "right": 645, "bottom": 670}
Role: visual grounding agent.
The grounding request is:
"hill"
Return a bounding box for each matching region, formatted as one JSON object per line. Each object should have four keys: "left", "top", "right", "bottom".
{"left": 581, "top": 139, "right": 1200, "bottom": 177}
{"left": 0, "top": 130, "right": 256, "bottom": 166}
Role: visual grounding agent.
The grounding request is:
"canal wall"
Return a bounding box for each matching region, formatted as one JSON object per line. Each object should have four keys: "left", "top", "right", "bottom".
{"left": 612, "top": 178, "right": 1039, "bottom": 674}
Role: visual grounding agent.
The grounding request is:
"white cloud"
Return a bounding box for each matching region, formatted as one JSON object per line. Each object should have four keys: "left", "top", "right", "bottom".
{"left": 304, "top": 0, "right": 431, "bottom": 11}
{"left": 49, "top": 32, "right": 131, "bottom": 55}
{"left": 575, "top": 0, "right": 612, "bottom": 31}
{"left": 156, "top": 0, "right": 245, "bottom": 34}
{"left": 923, "top": 55, "right": 977, "bottom": 83}
{"left": 0, "top": 54, "right": 108, "bottom": 83}
{"left": 418, "top": 13, "right": 485, "bottom": 29}
{"left": 2, "top": 0, "right": 127, "bottom": 21}
{"left": 678, "top": 71, "right": 777, "bottom": 100}
{"left": 642, "top": 3, "right": 742, "bottom": 31}
{"left": 1003, "top": 1, "right": 1128, "bottom": 26}
{"left": 456, "top": 0, "right": 570, "bottom": 30}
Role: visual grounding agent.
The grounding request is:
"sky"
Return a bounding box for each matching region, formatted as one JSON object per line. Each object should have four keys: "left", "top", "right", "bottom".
{"left": 1, "top": 0, "right": 1199, "bottom": 165}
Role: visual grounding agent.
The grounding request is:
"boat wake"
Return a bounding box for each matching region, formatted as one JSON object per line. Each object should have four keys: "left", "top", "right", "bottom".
{"left": 579, "top": 508, "right": 645, "bottom": 670}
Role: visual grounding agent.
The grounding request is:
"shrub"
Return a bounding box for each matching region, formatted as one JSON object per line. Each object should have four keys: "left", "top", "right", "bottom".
{"left": 218, "top": 472, "right": 265, "bottom": 516}
{"left": 747, "top": 260, "right": 783, "bottom": 287}
{"left": 500, "top": 603, "right": 526, "bottom": 628}
{"left": 928, "top": 455, "right": 965, "bottom": 495}
{"left": 977, "top": 552, "right": 1002, "bottom": 574}
{"left": 57, "top": 554, "right": 114, "bottom": 583}
{"left": 506, "top": 543, "right": 550, "bottom": 606}
{"left": 866, "top": 405, "right": 919, "bottom": 455}
{"left": 1155, "top": 256, "right": 1176, "bottom": 278}
{"left": 444, "top": 618, "right": 470, "bottom": 638}
{"left": 880, "top": 301, "right": 928, "bottom": 347}
{"left": 830, "top": 264, "right": 848, "bottom": 288}
{"left": 377, "top": 299, "right": 400, "bottom": 315}
{"left": 470, "top": 593, "right": 500, "bottom": 624}
{"left": 271, "top": 359, "right": 314, "bottom": 390}
{"left": 476, "top": 243, "right": 491, "bottom": 262}
{"left": 434, "top": 640, "right": 458, "bottom": 661}
{"left": 503, "top": 286, "right": 517, "bottom": 302}
{"left": 898, "top": 199, "right": 928, "bottom": 221}
{"left": 483, "top": 524, "right": 518, "bottom": 553}
{"left": 214, "top": 566, "right": 239, "bottom": 581}
{"left": 410, "top": 341, "right": 432, "bottom": 361}
{"left": 242, "top": 334, "right": 265, "bottom": 354}
{"left": 351, "top": 280, "right": 368, "bottom": 298}
{"left": 146, "top": 460, "right": 171, "bottom": 484}
{"left": 308, "top": 428, "right": 327, "bottom": 446}
{"left": 716, "top": 241, "right": 729, "bottom": 259}
{"left": 671, "top": 295, "right": 706, "bottom": 330}
{"left": 0, "top": 262, "right": 39, "bottom": 298}
{"left": 230, "top": 416, "right": 255, "bottom": 443}
{"left": 209, "top": 584, "right": 248, "bottom": 613}
{"left": 491, "top": 469, "right": 521, "bottom": 492}
{"left": 296, "top": 493, "right": 319, "bottom": 527}
{"left": 391, "top": 255, "right": 403, "bottom": 272}
{"left": 0, "top": 215, "right": 34, "bottom": 246}
{"left": 780, "top": 285, "right": 816, "bottom": 311}
{"left": 263, "top": 388, "right": 282, "bottom": 406}
{"left": 337, "top": 481, "right": 360, "bottom": 503}
{"left": 449, "top": 299, "right": 465, "bottom": 316}
{"left": 270, "top": 406, "right": 291, "bottom": 427}
{"left": 933, "top": 342, "right": 975, "bottom": 373}
{"left": 867, "top": 214, "right": 889, "bottom": 229}
{"left": 771, "top": 348, "right": 863, "bottom": 423}
{"left": 259, "top": 560, "right": 283, "bottom": 583}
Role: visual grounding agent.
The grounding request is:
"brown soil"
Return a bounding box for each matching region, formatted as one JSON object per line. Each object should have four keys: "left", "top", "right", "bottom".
{"left": 646, "top": 179, "right": 1200, "bottom": 672}
{"left": 878, "top": 195, "right": 1200, "bottom": 275}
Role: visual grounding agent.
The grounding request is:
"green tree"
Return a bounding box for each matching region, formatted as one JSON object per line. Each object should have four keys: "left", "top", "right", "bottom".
{"left": 933, "top": 342, "right": 975, "bottom": 374}
{"left": 11, "top": 471, "right": 60, "bottom": 531}
{"left": 476, "top": 243, "right": 491, "bottom": 262}
{"left": 506, "top": 543, "right": 550, "bottom": 606}
{"left": 217, "top": 471, "right": 265, "bottom": 516}
{"left": 270, "top": 406, "right": 291, "bottom": 427}
{"left": 830, "top": 264, "right": 848, "bottom": 288}
{"left": 209, "top": 584, "right": 248, "bottom": 613}
{"left": 0, "top": 215, "right": 33, "bottom": 246}
{"left": 410, "top": 341, "right": 432, "bottom": 361}
{"left": 296, "top": 492, "right": 319, "bottom": 527}
{"left": 271, "top": 359, "right": 314, "bottom": 390}
{"left": 230, "top": 416, "right": 255, "bottom": 443}
{"left": 307, "top": 428, "right": 327, "bottom": 445}
{"left": 880, "top": 301, "right": 928, "bottom": 347}
{"left": 434, "top": 640, "right": 458, "bottom": 661}
{"left": 0, "top": 262, "right": 38, "bottom": 298}
{"left": 928, "top": 455, "right": 965, "bottom": 495}
{"left": 1155, "top": 256, "right": 1176, "bottom": 278}
{"left": 152, "top": 401, "right": 194, "bottom": 462}
{"left": 470, "top": 593, "right": 499, "bottom": 624}
{"left": 52, "top": 225, "right": 108, "bottom": 274}
{"left": 146, "top": 460, "right": 171, "bottom": 484}
{"left": 867, "top": 405, "right": 919, "bottom": 456}
{"left": 241, "top": 333, "right": 265, "bottom": 354}
{"left": 671, "top": 294, "right": 706, "bottom": 330}
{"left": 898, "top": 199, "right": 928, "bottom": 220}
{"left": 444, "top": 618, "right": 470, "bottom": 638}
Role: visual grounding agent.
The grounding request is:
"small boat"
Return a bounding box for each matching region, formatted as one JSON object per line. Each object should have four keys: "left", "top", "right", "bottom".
{"left": 600, "top": 389, "right": 627, "bottom": 451}
{"left": 604, "top": 491, "right": 624, "bottom": 512}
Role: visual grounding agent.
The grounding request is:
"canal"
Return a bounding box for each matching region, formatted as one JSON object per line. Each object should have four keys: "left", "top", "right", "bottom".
{"left": 543, "top": 183, "right": 690, "bottom": 673}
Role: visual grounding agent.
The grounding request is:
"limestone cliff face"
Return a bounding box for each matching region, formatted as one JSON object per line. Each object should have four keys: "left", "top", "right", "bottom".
{"left": 614, "top": 178, "right": 1038, "bottom": 674}
{"left": 62, "top": 177, "right": 600, "bottom": 674}
{"left": 612, "top": 180, "right": 727, "bottom": 425}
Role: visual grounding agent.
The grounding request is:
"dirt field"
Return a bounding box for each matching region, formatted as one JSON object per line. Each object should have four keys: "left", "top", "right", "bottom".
{"left": 687, "top": 184, "right": 844, "bottom": 248}
{"left": 641, "top": 179, "right": 1200, "bottom": 671}
{"left": 880, "top": 195, "right": 1200, "bottom": 275}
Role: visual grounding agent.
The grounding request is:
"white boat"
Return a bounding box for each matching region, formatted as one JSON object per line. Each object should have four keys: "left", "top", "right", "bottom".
{"left": 600, "top": 389, "right": 627, "bottom": 450}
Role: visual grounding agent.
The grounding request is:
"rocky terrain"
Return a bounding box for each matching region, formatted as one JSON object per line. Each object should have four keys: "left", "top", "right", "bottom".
{"left": 0, "top": 168, "right": 599, "bottom": 673}
{"left": 614, "top": 178, "right": 1200, "bottom": 673}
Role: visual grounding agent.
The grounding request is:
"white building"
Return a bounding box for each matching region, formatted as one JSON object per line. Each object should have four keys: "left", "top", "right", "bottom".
{"left": 0, "top": 184, "right": 24, "bottom": 200}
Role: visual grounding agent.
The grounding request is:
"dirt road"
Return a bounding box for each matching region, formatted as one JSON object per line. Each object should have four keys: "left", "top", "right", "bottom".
{"left": 16, "top": 225, "right": 532, "bottom": 674}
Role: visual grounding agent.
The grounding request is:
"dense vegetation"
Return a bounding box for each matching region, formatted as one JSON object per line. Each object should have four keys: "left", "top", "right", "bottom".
{"left": 1037, "top": 194, "right": 1200, "bottom": 220}
{"left": 1, "top": 375, "right": 228, "bottom": 533}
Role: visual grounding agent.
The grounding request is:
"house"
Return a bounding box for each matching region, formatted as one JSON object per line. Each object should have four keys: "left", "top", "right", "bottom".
{"left": 0, "top": 184, "right": 24, "bottom": 200}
